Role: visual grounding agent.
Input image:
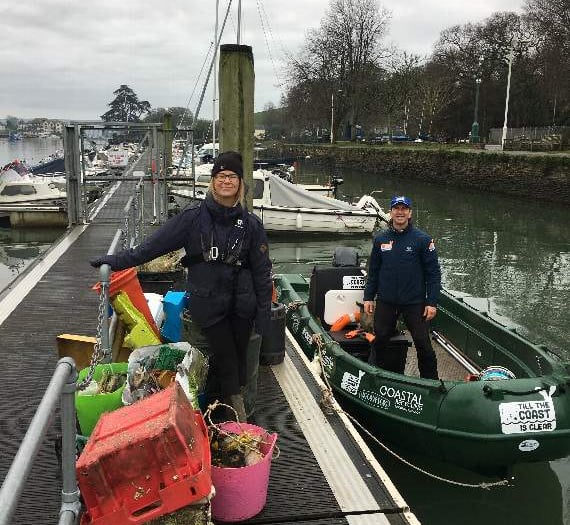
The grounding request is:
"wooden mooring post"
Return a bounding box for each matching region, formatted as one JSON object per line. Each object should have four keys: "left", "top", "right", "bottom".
{"left": 218, "top": 44, "right": 255, "bottom": 209}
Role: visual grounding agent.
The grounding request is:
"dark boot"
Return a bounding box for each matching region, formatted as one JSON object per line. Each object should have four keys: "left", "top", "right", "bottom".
{"left": 228, "top": 394, "right": 247, "bottom": 423}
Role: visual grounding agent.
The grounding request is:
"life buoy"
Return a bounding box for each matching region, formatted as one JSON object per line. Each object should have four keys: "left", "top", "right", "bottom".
{"left": 330, "top": 311, "right": 360, "bottom": 332}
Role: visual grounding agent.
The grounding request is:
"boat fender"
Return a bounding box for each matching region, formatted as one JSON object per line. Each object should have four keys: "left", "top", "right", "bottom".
{"left": 330, "top": 311, "right": 360, "bottom": 332}
{"left": 480, "top": 366, "right": 516, "bottom": 381}
{"left": 344, "top": 328, "right": 375, "bottom": 343}
{"left": 296, "top": 212, "right": 303, "bottom": 229}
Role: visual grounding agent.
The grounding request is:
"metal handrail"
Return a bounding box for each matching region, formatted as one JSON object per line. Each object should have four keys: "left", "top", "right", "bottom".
{"left": 0, "top": 152, "right": 163, "bottom": 524}
{"left": 0, "top": 358, "right": 81, "bottom": 525}
{"left": 98, "top": 183, "right": 145, "bottom": 352}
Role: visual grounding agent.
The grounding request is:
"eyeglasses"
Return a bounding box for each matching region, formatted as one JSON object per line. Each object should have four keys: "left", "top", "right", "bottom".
{"left": 214, "top": 173, "right": 239, "bottom": 182}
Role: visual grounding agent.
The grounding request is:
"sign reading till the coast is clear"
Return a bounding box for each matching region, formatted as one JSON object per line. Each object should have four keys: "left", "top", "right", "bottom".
{"left": 499, "top": 398, "right": 556, "bottom": 434}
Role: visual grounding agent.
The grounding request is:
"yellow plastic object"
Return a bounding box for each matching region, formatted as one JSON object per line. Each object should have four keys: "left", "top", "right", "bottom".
{"left": 123, "top": 322, "right": 162, "bottom": 349}
{"left": 111, "top": 291, "right": 161, "bottom": 349}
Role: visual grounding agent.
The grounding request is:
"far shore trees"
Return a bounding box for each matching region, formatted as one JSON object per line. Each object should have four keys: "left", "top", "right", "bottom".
{"left": 284, "top": 0, "right": 391, "bottom": 140}
{"left": 101, "top": 85, "right": 151, "bottom": 122}
{"left": 281, "top": 0, "right": 568, "bottom": 142}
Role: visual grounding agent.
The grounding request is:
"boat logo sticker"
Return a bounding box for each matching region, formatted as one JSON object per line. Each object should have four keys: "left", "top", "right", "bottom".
{"left": 499, "top": 387, "right": 557, "bottom": 434}
{"left": 340, "top": 370, "right": 365, "bottom": 396}
{"left": 291, "top": 313, "right": 300, "bottom": 333}
{"left": 320, "top": 352, "right": 334, "bottom": 377}
{"left": 518, "top": 439, "right": 540, "bottom": 452}
{"left": 380, "top": 385, "right": 423, "bottom": 414}
{"left": 359, "top": 385, "right": 424, "bottom": 414}
{"left": 342, "top": 275, "right": 366, "bottom": 289}
{"left": 359, "top": 389, "right": 391, "bottom": 410}
{"left": 300, "top": 326, "right": 314, "bottom": 349}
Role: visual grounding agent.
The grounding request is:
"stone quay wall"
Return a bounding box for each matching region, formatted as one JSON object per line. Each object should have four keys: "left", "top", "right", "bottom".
{"left": 266, "top": 145, "right": 569, "bottom": 204}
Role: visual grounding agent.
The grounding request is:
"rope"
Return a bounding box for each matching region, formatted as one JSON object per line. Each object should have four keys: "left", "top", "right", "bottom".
{"left": 204, "top": 401, "right": 280, "bottom": 460}
{"left": 285, "top": 300, "right": 305, "bottom": 312}
{"left": 312, "top": 344, "right": 512, "bottom": 489}
{"left": 255, "top": 0, "right": 285, "bottom": 89}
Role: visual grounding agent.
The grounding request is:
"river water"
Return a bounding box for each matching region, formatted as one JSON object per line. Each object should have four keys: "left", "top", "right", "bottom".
{"left": 0, "top": 138, "right": 66, "bottom": 294}
{"left": 1, "top": 140, "right": 568, "bottom": 522}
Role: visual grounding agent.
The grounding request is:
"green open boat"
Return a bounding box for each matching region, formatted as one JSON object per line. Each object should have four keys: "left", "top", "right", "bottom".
{"left": 274, "top": 266, "right": 570, "bottom": 474}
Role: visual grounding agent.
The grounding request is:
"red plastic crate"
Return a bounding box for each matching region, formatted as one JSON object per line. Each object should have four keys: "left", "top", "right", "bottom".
{"left": 77, "top": 383, "right": 211, "bottom": 525}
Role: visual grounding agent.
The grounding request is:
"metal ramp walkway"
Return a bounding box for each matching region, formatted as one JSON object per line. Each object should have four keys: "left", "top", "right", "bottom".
{"left": 0, "top": 178, "right": 417, "bottom": 525}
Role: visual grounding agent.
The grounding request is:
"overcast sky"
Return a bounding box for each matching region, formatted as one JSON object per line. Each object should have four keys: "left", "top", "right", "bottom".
{"left": 1, "top": 0, "right": 523, "bottom": 121}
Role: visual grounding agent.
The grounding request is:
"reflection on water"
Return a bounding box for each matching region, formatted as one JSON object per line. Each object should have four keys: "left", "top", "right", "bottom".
{"left": 0, "top": 226, "right": 65, "bottom": 293}
{"left": 369, "top": 440, "right": 565, "bottom": 525}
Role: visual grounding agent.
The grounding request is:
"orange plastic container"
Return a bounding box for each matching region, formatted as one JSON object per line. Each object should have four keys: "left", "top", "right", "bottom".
{"left": 93, "top": 267, "right": 160, "bottom": 337}
{"left": 77, "top": 383, "right": 211, "bottom": 525}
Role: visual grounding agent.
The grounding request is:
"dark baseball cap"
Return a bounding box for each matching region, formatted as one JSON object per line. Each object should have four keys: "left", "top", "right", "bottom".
{"left": 390, "top": 195, "right": 412, "bottom": 208}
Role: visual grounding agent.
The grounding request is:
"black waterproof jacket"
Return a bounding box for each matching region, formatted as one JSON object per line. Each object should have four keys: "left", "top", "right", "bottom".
{"left": 363, "top": 222, "right": 441, "bottom": 306}
{"left": 99, "top": 194, "right": 273, "bottom": 333}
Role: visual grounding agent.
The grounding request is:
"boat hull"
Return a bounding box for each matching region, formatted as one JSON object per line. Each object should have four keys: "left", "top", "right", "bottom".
{"left": 275, "top": 273, "right": 570, "bottom": 473}
{"left": 169, "top": 187, "right": 378, "bottom": 234}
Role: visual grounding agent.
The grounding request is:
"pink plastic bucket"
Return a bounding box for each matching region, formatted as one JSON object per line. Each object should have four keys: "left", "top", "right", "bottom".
{"left": 211, "top": 422, "right": 277, "bottom": 522}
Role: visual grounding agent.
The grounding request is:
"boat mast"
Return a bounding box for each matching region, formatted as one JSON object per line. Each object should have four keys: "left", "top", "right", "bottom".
{"left": 237, "top": 0, "right": 242, "bottom": 44}
{"left": 176, "top": 0, "right": 232, "bottom": 188}
{"left": 212, "top": 0, "right": 219, "bottom": 157}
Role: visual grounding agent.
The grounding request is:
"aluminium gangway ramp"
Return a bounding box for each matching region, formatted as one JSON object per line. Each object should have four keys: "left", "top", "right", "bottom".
{"left": 0, "top": 179, "right": 418, "bottom": 525}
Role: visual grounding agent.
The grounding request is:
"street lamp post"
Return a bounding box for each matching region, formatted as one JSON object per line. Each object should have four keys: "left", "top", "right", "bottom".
{"left": 330, "top": 92, "right": 335, "bottom": 144}
{"left": 501, "top": 47, "right": 515, "bottom": 150}
{"left": 330, "top": 89, "right": 342, "bottom": 144}
{"left": 470, "top": 78, "right": 482, "bottom": 143}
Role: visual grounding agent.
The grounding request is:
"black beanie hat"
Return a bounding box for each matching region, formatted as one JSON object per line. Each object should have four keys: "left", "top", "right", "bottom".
{"left": 211, "top": 151, "right": 243, "bottom": 179}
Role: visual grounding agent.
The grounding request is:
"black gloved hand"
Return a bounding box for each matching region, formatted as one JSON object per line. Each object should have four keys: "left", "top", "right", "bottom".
{"left": 253, "top": 310, "right": 270, "bottom": 336}
{"left": 90, "top": 255, "right": 114, "bottom": 268}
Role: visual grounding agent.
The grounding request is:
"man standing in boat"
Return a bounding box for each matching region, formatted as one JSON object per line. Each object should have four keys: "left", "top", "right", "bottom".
{"left": 363, "top": 195, "right": 441, "bottom": 379}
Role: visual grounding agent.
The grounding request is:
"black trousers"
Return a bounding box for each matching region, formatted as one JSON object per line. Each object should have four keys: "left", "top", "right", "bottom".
{"left": 201, "top": 315, "right": 253, "bottom": 397}
{"left": 371, "top": 301, "right": 438, "bottom": 379}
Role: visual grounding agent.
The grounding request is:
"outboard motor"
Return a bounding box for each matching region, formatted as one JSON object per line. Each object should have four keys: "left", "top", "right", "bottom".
{"left": 330, "top": 176, "right": 344, "bottom": 198}
{"left": 332, "top": 246, "right": 360, "bottom": 267}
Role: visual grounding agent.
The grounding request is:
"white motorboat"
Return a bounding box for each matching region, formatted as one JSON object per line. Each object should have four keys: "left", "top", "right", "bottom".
{"left": 169, "top": 170, "right": 388, "bottom": 234}
{"left": 0, "top": 176, "right": 67, "bottom": 217}
{"left": 197, "top": 142, "right": 219, "bottom": 163}
{"left": 1, "top": 160, "right": 33, "bottom": 182}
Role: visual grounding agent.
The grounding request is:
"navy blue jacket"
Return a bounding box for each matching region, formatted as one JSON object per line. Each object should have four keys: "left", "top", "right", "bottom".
{"left": 363, "top": 222, "right": 441, "bottom": 306}
{"left": 100, "top": 194, "right": 273, "bottom": 333}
